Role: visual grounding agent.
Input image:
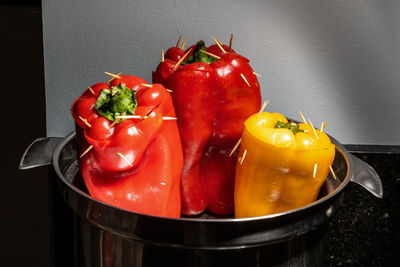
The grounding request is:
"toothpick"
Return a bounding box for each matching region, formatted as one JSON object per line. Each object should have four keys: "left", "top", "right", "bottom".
{"left": 162, "top": 117, "right": 177, "bottom": 120}
{"left": 253, "top": 72, "right": 262, "bottom": 77}
{"left": 109, "top": 111, "right": 125, "bottom": 128}
{"left": 106, "top": 72, "right": 123, "bottom": 84}
{"left": 212, "top": 36, "right": 226, "bottom": 54}
{"left": 115, "top": 115, "right": 177, "bottom": 120}
{"left": 299, "top": 111, "right": 307, "bottom": 124}
{"left": 161, "top": 49, "right": 165, "bottom": 62}
{"left": 117, "top": 152, "right": 133, "bottom": 167}
{"left": 109, "top": 119, "right": 120, "bottom": 128}
{"left": 166, "top": 89, "right": 173, "bottom": 93}
{"left": 313, "top": 163, "right": 318, "bottom": 178}
{"left": 240, "top": 73, "right": 250, "bottom": 87}
{"left": 173, "top": 48, "right": 192, "bottom": 70}
{"left": 320, "top": 122, "right": 325, "bottom": 133}
{"left": 308, "top": 119, "right": 319, "bottom": 139}
{"left": 229, "top": 33, "right": 233, "bottom": 52}
{"left": 215, "top": 37, "right": 223, "bottom": 46}
{"left": 181, "top": 37, "right": 188, "bottom": 49}
{"left": 240, "top": 149, "right": 247, "bottom": 165}
{"left": 104, "top": 71, "right": 122, "bottom": 79}
{"left": 80, "top": 145, "right": 93, "bottom": 158}
{"left": 199, "top": 49, "right": 220, "bottom": 59}
{"left": 258, "top": 100, "right": 269, "bottom": 115}
{"left": 323, "top": 121, "right": 328, "bottom": 129}
{"left": 88, "top": 87, "right": 95, "bottom": 95}
{"left": 141, "top": 83, "right": 153, "bottom": 88}
{"left": 229, "top": 138, "right": 241, "bottom": 157}
{"left": 78, "top": 116, "right": 91, "bottom": 128}
{"left": 176, "top": 35, "right": 181, "bottom": 47}
{"left": 329, "top": 165, "right": 338, "bottom": 180}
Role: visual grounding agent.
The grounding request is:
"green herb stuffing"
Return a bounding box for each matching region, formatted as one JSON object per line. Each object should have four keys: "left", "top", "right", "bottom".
{"left": 94, "top": 84, "right": 137, "bottom": 121}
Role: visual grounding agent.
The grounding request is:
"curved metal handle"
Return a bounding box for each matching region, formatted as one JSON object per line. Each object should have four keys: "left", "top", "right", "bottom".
{"left": 19, "top": 137, "right": 63, "bottom": 170}
{"left": 350, "top": 155, "right": 383, "bottom": 198}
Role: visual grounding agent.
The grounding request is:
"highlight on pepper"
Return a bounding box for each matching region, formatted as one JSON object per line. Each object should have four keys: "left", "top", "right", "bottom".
{"left": 234, "top": 111, "right": 335, "bottom": 218}
{"left": 153, "top": 35, "right": 262, "bottom": 216}
{"left": 71, "top": 73, "right": 183, "bottom": 218}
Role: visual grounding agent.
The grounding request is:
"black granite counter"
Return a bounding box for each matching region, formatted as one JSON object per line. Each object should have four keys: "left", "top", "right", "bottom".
{"left": 328, "top": 146, "right": 400, "bottom": 266}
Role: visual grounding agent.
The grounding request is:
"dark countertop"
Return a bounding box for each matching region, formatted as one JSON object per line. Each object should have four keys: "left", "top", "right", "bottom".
{"left": 328, "top": 148, "right": 400, "bottom": 266}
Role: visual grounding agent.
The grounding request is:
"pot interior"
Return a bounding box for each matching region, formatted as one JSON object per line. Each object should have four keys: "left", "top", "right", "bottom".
{"left": 58, "top": 134, "right": 348, "bottom": 220}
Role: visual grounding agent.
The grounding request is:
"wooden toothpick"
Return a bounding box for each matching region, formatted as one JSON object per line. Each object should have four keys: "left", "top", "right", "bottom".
{"left": 308, "top": 119, "right": 319, "bottom": 139}
{"left": 181, "top": 37, "right": 188, "bottom": 49}
{"left": 299, "top": 111, "right": 308, "bottom": 124}
{"left": 104, "top": 71, "right": 121, "bottom": 79}
{"left": 109, "top": 111, "right": 126, "bottom": 128}
{"left": 229, "top": 138, "right": 242, "bottom": 157}
{"left": 88, "top": 87, "right": 95, "bottom": 95}
{"left": 320, "top": 122, "right": 325, "bottom": 133}
{"left": 258, "top": 100, "right": 270, "bottom": 115}
{"left": 240, "top": 149, "right": 247, "bottom": 165}
{"left": 176, "top": 35, "right": 182, "bottom": 47}
{"left": 329, "top": 165, "right": 338, "bottom": 180}
{"left": 80, "top": 145, "right": 93, "bottom": 158}
{"left": 106, "top": 72, "right": 123, "bottom": 84}
{"left": 240, "top": 73, "right": 250, "bottom": 87}
{"left": 173, "top": 48, "right": 192, "bottom": 70}
{"left": 117, "top": 152, "right": 133, "bottom": 167}
{"left": 212, "top": 36, "right": 226, "bottom": 54}
{"left": 78, "top": 116, "right": 91, "bottom": 128}
{"left": 313, "top": 163, "right": 318, "bottom": 178}
{"left": 253, "top": 72, "right": 262, "bottom": 77}
{"left": 199, "top": 49, "right": 220, "bottom": 59}
{"left": 141, "top": 83, "right": 153, "bottom": 88}
{"left": 229, "top": 33, "right": 233, "bottom": 52}
{"left": 161, "top": 49, "right": 165, "bottom": 62}
{"left": 116, "top": 115, "right": 177, "bottom": 120}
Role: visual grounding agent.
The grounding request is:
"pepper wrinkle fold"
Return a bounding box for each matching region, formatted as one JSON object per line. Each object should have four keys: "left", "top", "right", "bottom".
{"left": 234, "top": 112, "right": 335, "bottom": 218}
{"left": 71, "top": 75, "right": 183, "bottom": 218}
{"left": 153, "top": 40, "right": 261, "bottom": 216}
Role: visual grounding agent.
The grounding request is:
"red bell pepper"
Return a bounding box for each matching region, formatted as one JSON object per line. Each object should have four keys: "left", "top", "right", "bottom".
{"left": 71, "top": 74, "right": 183, "bottom": 218}
{"left": 153, "top": 40, "right": 261, "bottom": 216}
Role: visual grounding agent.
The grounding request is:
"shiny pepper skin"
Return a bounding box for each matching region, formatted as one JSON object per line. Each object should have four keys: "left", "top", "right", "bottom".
{"left": 153, "top": 41, "right": 261, "bottom": 216}
{"left": 71, "top": 75, "right": 183, "bottom": 218}
{"left": 234, "top": 112, "right": 335, "bottom": 218}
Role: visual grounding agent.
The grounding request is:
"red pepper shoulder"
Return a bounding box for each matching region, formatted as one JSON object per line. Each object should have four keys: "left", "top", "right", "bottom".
{"left": 211, "top": 52, "right": 250, "bottom": 69}
{"left": 110, "top": 75, "right": 148, "bottom": 91}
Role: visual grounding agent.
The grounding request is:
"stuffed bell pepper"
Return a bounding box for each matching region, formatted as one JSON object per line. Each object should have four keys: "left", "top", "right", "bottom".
{"left": 153, "top": 37, "right": 261, "bottom": 216}
{"left": 234, "top": 112, "right": 335, "bottom": 218}
{"left": 71, "top": 74, "right": 183, "bottom": 218}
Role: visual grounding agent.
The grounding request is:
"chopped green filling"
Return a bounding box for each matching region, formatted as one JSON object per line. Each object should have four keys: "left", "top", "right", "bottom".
{"left": 94, "top": 84, "right": 137, "bottom": 121}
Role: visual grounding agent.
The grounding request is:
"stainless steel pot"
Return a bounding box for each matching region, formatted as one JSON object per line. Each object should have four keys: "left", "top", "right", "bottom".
{"left": 20, "top": 132, "right": 382, "bottom": 267}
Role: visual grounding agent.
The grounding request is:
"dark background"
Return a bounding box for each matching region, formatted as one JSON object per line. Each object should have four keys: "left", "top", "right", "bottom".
{"left": 1, "top": 2, "right": 49, "bottom": 267}
{"left": 1, "top": 2, "right": 399, "bottom": 267}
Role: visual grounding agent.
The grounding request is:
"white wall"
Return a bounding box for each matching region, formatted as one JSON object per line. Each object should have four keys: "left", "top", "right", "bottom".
{"left": 43, "top": 0, "right": 400, "bottom": 145}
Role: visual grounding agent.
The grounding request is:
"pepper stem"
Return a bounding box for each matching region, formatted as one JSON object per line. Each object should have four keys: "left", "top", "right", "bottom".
{"left": 274, "top": 121, "right": 304, "bottom": 135}
{"left": 182, "top": 40, "right": 218, "bottom": 65}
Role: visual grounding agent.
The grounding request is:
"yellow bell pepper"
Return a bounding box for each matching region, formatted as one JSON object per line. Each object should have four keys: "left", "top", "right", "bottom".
{"left": 234, "top": 112, "right": 335, "bottom": 218}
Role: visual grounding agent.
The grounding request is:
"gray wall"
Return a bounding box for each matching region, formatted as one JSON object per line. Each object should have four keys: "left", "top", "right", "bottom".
{"left": 43, "top": 0, "right": 400, "bottom": 145}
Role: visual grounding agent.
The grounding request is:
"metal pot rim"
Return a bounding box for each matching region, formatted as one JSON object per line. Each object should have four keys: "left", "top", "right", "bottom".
{"left": 52, "top": 132, "right": 351, "bottom": 223}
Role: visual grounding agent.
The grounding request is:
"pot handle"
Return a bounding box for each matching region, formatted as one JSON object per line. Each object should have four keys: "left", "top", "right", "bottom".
{"left": 19, "top": 137, "right": 63, "bottom": 170}
{"left": 350, "top": 155, "right": 383, "bottom": 198}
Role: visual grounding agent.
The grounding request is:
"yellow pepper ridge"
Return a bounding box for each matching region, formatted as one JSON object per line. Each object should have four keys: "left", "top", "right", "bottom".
{"left": 234, "top": 111, "right": 335, "bottom": 218}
